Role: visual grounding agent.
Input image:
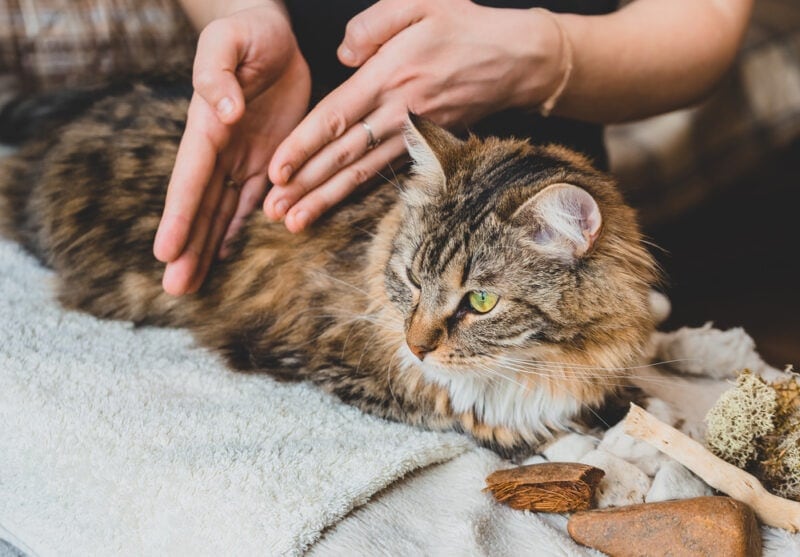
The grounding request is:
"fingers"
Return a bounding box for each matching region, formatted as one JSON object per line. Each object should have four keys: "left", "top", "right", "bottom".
{"left": 161, "top": 165, "right": 226, "bottom": 295}
{"left": 264, "top": 106, "right": 392, "bottom": 220}
{"left": 338, "top": 0, "right": 425, "bottom": 66}
{"left": 280, "top": 134, "right": 406, "bottom": 233}
{"left": 268, "top": 63, "right": 388, "bottom": 187}
{"left": 186, "top": 185, "right": 239, "bottom": 294}
{"left": 154, "top": 93, "right": 228, "bottom": 263}
{"left": 220, "top": 173, "right": 268, "bottom": 258}
{"left": 193, "top": 19, "right": 247, "bottom": 125}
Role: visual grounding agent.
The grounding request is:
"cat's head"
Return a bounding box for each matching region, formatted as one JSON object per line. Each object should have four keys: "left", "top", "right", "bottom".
{"left": 384, "top": 115, "right": 658, "bottom": 404}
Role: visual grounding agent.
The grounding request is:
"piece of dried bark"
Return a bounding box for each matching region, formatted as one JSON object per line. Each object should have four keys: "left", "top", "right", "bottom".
{"left": 485, "top": 462, "right": 605, "bottom": 512}
{"left": 567, "top": 496, "right": 762, "bottom": 557}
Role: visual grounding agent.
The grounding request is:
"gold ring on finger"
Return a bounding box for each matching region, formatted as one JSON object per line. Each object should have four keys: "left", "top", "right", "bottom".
{"left": 361, "top": 120, "right": 380, "bottom": 150}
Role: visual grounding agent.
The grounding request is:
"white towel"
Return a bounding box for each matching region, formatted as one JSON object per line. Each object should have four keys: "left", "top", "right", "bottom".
{"left": 0, "top": 239, "right": 470, "bottom": 556}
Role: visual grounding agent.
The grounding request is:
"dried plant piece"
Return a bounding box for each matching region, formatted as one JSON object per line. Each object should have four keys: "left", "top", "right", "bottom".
{"left": 758, "top": 374, "right": 800, "bottom": 500}
{"left": 705, "top": 371, "right": 777, "bottom": 468}
{"left": 705, "top": 369, "right": 800, "bottom": 501}
{"left": 484, "top": 462, "right": 604, "bottom": 512}
{"left": 759, "top": 430, "right": 800, "bottom": 500}
{"left": 623, "top": 403, "right": 800, "bottom": 532}
{"left": 568, "top": 496, "right": 762, "bottom": 557}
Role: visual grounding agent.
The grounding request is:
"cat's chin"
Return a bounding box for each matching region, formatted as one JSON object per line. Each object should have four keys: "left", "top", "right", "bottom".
{"left": 398, "top": 344, "right": 489, "bottom": 384}
{"left": 398, "top": 344, "right": 584, "bottom": 438}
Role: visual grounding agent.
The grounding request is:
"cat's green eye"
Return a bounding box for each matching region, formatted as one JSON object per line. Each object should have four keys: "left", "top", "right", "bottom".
{"left": 468, "top": 290, "right": 499, "bottom": 314}
{"left": 406, "top": 267, "right": 420, "bottom": 288}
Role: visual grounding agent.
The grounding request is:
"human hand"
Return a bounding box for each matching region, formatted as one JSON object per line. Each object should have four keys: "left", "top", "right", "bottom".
{"left": 264, "top": 0, "right": 567, "bottom": 233}
{"left": 153, "top": 2, "right": 310, "bottom": 295}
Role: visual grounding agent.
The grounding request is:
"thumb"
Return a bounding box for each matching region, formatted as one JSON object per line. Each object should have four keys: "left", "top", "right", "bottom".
{"left": 192, "top": 19, "right": 247, "bottom": 125}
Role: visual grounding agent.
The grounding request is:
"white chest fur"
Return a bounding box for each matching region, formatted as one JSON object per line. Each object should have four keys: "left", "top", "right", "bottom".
{"left": 400, "top": 346, "right": 584, "bottom": 439}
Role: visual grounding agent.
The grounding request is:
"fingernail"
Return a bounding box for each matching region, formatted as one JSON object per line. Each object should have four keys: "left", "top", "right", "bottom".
{"left": 216, "top": 97, "right": 234, "bottom": 117}
{"left": 339, "top": 46, "right": 355, "bottom": 64}
{"left": 293, "top": 210, "right": 310, "bottom": 230}
{"left": 153, "top": 221, "right": 173, "bottom": 261}
{"left": 153, "top": 228, "right": 165, "bottom": 257}
{"left": 274, "top": 199, "right": 289, "bottom": 218}
{"left": 280, "top": 164, "right": 293, "bottom": 183}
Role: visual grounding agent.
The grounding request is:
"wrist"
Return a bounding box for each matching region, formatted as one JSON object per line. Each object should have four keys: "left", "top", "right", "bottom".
{"left": 504, "top": 8, "right": 570, "bottom": 115}
{"left": 216, "top": 0, "right": 287, "bottom": 20}
{"left": 534, "top": 10, "right": 573, "bottom": 117}
{"left": 179, "top": 0, "right": 286, "bottom": 30}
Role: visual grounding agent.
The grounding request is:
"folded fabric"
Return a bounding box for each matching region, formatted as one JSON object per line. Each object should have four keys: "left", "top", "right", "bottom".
{"left": 0, "top": 239, "right": 469, "bottom": 556}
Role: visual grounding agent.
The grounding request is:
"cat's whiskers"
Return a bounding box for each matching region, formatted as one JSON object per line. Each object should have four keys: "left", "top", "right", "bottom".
{"left": 309, "top": 268, "right": 372, "bottom": 298}
{"left": 474, "top": 362, "right": 530, "bottom": 390}
{"left": 487, "top": 354, "right": 632, "bottom": 383}
{"left": 304, "top": 269, "right": 406, "bottom": 332}
{"left": 498, "top": 354, "right": 697, "bottom": 373}
{"left": 375, "top": 166, "right": 403, "bottom": 191}
{"left": 581, "top": 401, "right": 612, "bottom": 429}
{"left": 278, "top": 291, "right": 401, "bottom": 328}
{"left": 339, "top": 313, "right": 404, "bottom": 356}
{"left": 353, "top": 225, "right": 378, "bottom": 239}
{"left": 640, "top": 237, "right": 667, "bottom": 253}
{"left": 280, "top": 306, "right": 402, "bottom": 334}
{"left": 340, "top": 315, "right": 362, "bottom": 358}
{"left": 385, "top": 347, "right": 406, "bottom": 419}
{"left": 355, "top": 327, "right": 385, "bottom": 377}
{"left": 478, "top": 359, "right": 617, "bottom": 429}
{"left": 486, "top": 355, "right": 683, "bottom": 387}
{"left": 248, "top": 306, "right": 401, "bottom": 355}
{"left": 485, "top": 356, "right": 610, "bottom": 385}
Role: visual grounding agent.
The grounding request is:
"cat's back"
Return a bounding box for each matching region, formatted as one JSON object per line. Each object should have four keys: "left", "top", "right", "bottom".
{"left": 0, "top": 79, "right": 399, "bottom": 330}
{"left": 0, "top": 80, "right": 201, "bottom": 324}
{"left": 0, "top": 79, "right": 190, "bottom": 267}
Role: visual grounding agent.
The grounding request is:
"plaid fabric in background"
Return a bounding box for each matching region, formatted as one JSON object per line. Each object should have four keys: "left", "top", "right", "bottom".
{"left": 0, "top": 0, "right": 798, "bottom": 225}
{"left": 0, "top": 0, "right": 195, "bottom": 103}
{"left": 607, "top": 0, "right": 800, "bottom": 226}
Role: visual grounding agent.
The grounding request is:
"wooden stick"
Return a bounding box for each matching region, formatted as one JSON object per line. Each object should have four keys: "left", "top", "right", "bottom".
{"left": 623, "top": 403, "right": 800, "bottom": 532}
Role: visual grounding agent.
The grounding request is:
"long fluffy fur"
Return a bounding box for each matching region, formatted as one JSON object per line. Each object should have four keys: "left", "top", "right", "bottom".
{"left": 0, "top": 81, "right": 658, "bottom": 455}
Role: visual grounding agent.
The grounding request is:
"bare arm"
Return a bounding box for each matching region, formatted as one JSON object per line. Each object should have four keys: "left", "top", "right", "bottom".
{"left": 551, "top": 0, "right": 754, "bottom": 122}
{"left": 177, "top": 0, "right": 279, "bottom": 29}
{"left": 264, "top": 0, "right": 753, "bottom": 233}
{"left": 158, "top": 0, "right": 752, "bottom": 295}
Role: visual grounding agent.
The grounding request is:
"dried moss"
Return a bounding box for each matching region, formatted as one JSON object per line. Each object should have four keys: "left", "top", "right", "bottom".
{"left": 759, "top": 375, "right": 800, "bottom": 500}
{"left": 705, "top": 369, "right": 800, "bottom": 501}
{"left": 705, "top": 371, "right": 777, "bottom": 468}
{"left": 760, "top": 430, "right": 800, "bottom": 500}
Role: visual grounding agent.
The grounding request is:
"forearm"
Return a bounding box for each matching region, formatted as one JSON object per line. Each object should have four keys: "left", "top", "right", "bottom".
{"left": 549, "top": 0, "right": 753, "bottom": 123}
{"left": 177, "top": 0, "right": 285, "bottom": 29}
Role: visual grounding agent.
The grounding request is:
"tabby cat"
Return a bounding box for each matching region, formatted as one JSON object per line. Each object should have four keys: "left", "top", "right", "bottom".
{"left": 0, "top": 80, "right": 658, "bottom": 454}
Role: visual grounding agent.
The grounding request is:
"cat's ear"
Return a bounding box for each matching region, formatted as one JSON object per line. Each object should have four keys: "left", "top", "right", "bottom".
{"left": 403, "top": 113, "right": 461, "bottom": 189}
{"left": 511, "top": 183, "right": 602, "bottom": 259}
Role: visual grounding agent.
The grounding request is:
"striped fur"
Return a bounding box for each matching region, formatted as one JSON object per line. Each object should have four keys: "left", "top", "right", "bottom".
{"left": 0, "top": 82, "right": 658, "bottom": 455}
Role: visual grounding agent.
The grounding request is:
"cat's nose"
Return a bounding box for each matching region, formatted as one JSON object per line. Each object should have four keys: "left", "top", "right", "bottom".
{"left": 408, "top": 342, "right": 435, "bottom": 361}
{"left": 406, "top": 316, "right": 444, "bottom": 361}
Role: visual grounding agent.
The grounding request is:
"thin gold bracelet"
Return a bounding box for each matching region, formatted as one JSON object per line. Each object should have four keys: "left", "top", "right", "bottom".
{"left": 537, "top": 9, "right": 574, "bottom": 118}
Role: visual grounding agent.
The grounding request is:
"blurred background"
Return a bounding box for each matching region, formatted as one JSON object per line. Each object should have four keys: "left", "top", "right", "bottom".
{"left": 0, "top": 0, "right": 797, "bottom": 366}
{"left": 607, "top": 0, "right": 799, "bottom": 367}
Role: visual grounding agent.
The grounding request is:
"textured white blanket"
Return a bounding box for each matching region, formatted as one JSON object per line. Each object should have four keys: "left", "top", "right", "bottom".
{"left": 0, "top": 239, "right": 469, "bottom": 556}
{"left": 2, "top": 231, "right": 799, "bottom": 556}
{"left": 314, "top": 325, "right": 800, "bottom": 556}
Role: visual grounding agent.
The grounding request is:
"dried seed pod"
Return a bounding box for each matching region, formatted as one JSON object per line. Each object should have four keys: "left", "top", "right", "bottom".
{"left": 485, "top": 462, "right": 605, "bottom": 513}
